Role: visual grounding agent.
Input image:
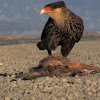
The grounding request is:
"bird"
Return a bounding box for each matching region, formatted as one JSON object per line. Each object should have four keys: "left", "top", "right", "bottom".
{"left": 16, "top": 55, "right": 100, "bottom": 80}
{"left": 37, "top": 1, "right": 84, "bottom": 57}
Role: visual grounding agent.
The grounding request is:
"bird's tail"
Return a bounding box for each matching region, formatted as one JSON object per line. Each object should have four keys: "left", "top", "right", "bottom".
{"left": 37, "top": 41, "right": 45, "bottom": 50}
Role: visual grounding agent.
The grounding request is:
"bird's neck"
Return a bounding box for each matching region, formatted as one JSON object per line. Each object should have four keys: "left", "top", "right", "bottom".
{"left": 48, "top": 8, "right": 70, "bottom": 27}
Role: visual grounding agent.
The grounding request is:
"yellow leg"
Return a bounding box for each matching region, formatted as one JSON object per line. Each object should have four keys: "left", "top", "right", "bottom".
{"left": 51, "top": 50, "right": 54, "bottom": 55}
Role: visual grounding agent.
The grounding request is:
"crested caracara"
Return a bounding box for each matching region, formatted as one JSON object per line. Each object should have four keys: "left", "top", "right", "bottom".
{"left": 37, "top": 1, "right": 84, "bottom": 57}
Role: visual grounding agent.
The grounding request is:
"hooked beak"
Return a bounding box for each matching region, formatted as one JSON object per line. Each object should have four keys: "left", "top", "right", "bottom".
{"left": 40, "top": 9, "right": 45, "bottom": 15}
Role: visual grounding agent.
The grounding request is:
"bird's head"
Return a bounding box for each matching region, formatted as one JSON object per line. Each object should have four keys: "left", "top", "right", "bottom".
{"left": 40, "top": 1, "right": 66, "bottom": 15}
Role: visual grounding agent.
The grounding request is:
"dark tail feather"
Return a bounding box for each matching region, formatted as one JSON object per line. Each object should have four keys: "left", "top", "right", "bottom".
{"left": 37, "top": 41, "right": 45, "bottom": 50}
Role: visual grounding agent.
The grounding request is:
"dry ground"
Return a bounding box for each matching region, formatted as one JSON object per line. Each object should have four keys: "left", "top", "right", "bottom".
{"left": 0, "top": 40, "right": 100, "bottom": 100}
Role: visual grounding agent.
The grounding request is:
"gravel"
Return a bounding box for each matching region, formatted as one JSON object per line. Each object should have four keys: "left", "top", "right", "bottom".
{"left": 0, "top": 40, "right": 100, "bottom": 100}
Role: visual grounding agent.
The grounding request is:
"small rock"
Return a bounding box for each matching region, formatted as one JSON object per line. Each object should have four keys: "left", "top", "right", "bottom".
{"left": 92, "top": 81, "right": 97, "bottom": 86}
{"left": 67, "top": 95, "right": 73, "bottom": 99}
{"left": 32, "top": 97, "right": 36, "bottom": 100}
{"left": 17, "top": 79, "right": 22, "bottom": 84}
{"left": 88, "top": 92, "right": 92, "bottom": 95}
{"left": 97, "top": 92, "right": 100, "bottom": 97}
{"left": 92, "top": 89, "right": 96, "bottom": 93}
{"left": 11, "top": 83, "right": 17, "bottom": 87}
{"left": 6, "top": 79, "right": 11, "bottom": 83}
{"left": 11, "top": 74, "right": 16, "bottom": 78}
{"left": 45, "top": 77, "right": 50, "bottom": 80}
{"left": 0, "top": 63, "right": 3, "bottom": 66}
{"left": 5, "top": 97, "right": 11, "bottom": 100}
{"left": 65, "top": 83, "right": 70, "bottom": 87}
{"left": 98, "top": 87, "right": 100, "bottom": 90}
{"left": 25, "top": 90, "right": 30, "bottom": 94}
{"left": 39, "top": 84, "right": 43, "bottom": 89}
{"left": 62, "top": 78, "right": 66, "bottom": 82}
{"left": 60, "top": 97, "right": 66, "bottom": 100}
{"left": 86, "top": 80, "right": 91, "bottom": 85}
{"left": 50, "top": 96, "right": 57, "bottom": 100}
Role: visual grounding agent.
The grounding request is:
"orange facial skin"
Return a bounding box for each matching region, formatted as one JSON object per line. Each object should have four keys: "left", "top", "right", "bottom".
{"left": 40, "top": 7, "right": 52, "bottom": 15}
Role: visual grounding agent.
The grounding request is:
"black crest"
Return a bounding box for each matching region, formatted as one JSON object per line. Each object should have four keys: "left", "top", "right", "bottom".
{"left": 45, "top": 1, "right": 66, "bottom": 9}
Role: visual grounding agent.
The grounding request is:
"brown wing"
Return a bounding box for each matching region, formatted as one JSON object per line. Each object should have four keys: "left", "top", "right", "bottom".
{"left": 41, "top": 17, "right": 54, "bottom": 40}
{"left": 68, "top": 15, "right": 84, "bottom": 42}
{"left": 40, "top": 17, "right": 62, "bottom": 51}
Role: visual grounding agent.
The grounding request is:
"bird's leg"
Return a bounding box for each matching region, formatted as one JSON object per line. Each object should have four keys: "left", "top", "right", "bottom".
{"left": 51, "top": 50, "right": 54, "bottom": 55}
{"left": 77, "top": 71, "right": 100, "bottom": 76}
{"left": 48, "top": 50, "right": 54, "bottom": 55}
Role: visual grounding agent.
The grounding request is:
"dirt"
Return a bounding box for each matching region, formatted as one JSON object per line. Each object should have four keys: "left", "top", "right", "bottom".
{"left": 0, "top": 40, "right": 100, "bottom": 100}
